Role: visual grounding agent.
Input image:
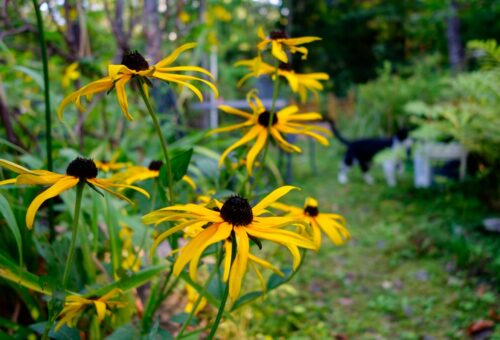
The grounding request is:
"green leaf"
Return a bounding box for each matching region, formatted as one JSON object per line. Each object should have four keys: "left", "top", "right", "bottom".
{"left": 170, "top": 312, "right": 198, "bottom": 325}
{"left": 83, "top": 265, "right": 165, "bottom": 298}
{"left": 12, "top": 65, "right": 43, "bottom": 90}
{"left": 0, "top": 253, "right": 50, "bottom": 295}
{"left": 170, "top": 148, "right": 193, "bottom": 182}
{"left": 267, "top": 268, "right": 293, "bottom": 290}
{"left": 30, "top": 322, "right": 80, "bottom": 340}
{"left": 231, "top": 291, "right": 262, "bottom": 311}
{"left": 105, "top": 324, "right": 140, "bottom": 340}
{"left": 0, "top": 193, "right": 23, "bottom": 266}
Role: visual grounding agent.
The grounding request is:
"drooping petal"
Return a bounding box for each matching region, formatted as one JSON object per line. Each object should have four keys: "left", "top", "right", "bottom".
{"left": 252, "top": 186, "right": 298, "bottom": 215}
{"left": 223, "top": 240, "right": 232, "bottom": 282}
{"left": 26, "top": 176, "right": 79, "bottom": 229}
{"left": 155, "top": 43, "right": 198, "bottom": 68}
{"left": 218, "top": 126, "right": 263, "bottom": 167}
{"left": 114, "top": 76, "right": 133, "bottom": 120}
{"left": 173, "top": 224, "right": 218, "bottom": 276}
{"left": 207, "top": 121, "right": 254, "bottom": 136}
{"left": 189, "top": 223, "right": 232, "bottom": 281}
{"left": 153, "top": 73, "right": 204, "bottom": 101}
{"left": 271, "top": 40, "right": 288, "bottom": 63}
{"left": 89, "top": 178, "right": 150, "bottom": 198}
{"left": 245, "top": 225, "right": 315, "bottom": 250}
{"left": 182, "top": 175, "right": 197, "bottom": 190}
{"left": 246, "top": 129, "right": 268, "bottom": 175}
{"left": 0, "top": 178, "right": 17, "bottom": 186}
{"left": 217, "top": 105, "right": 253, "bottom": 119}
{"left": 93, "top": 301, "right": 107, "bottom": 321}
{"left": 228, "top": 227, "right": 249, "bottom": 301}
{"left": 16, "top": 173, "right": 66, "bottom": 185}
{"left": 269, "top": 128, "right": 302, "bottom": 153}
{"left": 285, "top": 36, "right": 321, "bottom": 46}
{"left": 154, "top": 73, "right": 218, "bottom": 97}
{"left": 150, "top": 220, "right": 205, "bottom": 256}
{"left": 156, "top": 66, "right": 215, "bottom": 79}
{"left": 248, "top": 253, "right": 284, "bottom": 276}
{"left": 0, "top": 159, "right": 36, "bottom": 175}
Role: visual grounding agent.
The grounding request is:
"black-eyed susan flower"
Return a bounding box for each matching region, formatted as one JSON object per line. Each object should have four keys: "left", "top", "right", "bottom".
{"left": 273, "top": 197, "right": 349, "bottom": 249}
{"left": 55, "top": 289, "right": 126, "bottom": 331}
{"left": 61, "top": 62, "right": 80, "bottom": 88}
{"left": 110, "top": 160, "right": 196, "bottom": 189}
{"left": 57, "top": 43, "right": 218, "bottom": 121}
{"left": 184, "top": 284, "right": 207, "bottom": 315}
{"left": 257, "top": 27, "right": 321, "bottom": 63}
{"left": 142, "top": 186, "right": 316, "bottom": 301}
{"left": 235, "top": 56, "right": 329, "bottom": 103}
{"left": 94, "top": 159, "right": 132, "bottom": 173}
{"left": 209, "top": 92, "right": 331, "bottom": 175}
{"left": 0, "top": 158, "right": 149, "bottom": 229}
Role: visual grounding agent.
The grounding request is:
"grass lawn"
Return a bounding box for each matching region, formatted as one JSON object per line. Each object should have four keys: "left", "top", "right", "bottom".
{"left": 223, "top": 141, "right": 500, "bottom": 339}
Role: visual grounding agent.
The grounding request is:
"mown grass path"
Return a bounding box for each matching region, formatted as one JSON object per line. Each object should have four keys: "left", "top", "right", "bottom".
{"left": 244, "top": 145, "right": 500, "bottom": 339}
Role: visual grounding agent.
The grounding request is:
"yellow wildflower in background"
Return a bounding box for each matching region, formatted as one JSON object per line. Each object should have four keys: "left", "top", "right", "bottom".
{"left": 0, "top": 158, "right": 149, "bottom": 229}
{"left": 110, "top": 160, "right": 196, "bottom": 189}
{"left": 184, "top": 284, "right": 207, "bottom": 315}
{"left": 62, "top": 62, "right": 80, "bottom": 88}
{"left": 257, "top": 27, "right": 320, "bottom": 63}
{"left": 209, "top": 92, "right": 331, "bottom": 175}
{"left": 235, "top": 56, "right": 329, "bottom": 103}
{"left": 55, "top": 289, "right": 126, "bottom": 331}
{"left": 94, "top": 160, "right": 132, "bottom": 173}
{"left": 58, "top": 43, "right": 218, "bottom": 121}
{"left": 142, "top": 186, "right": 316, "bottom": 301}
{"left": 273, "top": 197, "right": 349, "bottom": 249}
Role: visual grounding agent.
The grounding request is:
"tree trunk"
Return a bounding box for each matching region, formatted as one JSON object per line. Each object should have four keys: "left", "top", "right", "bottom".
{"left": 143, "top": 0, "right": 161, "bottom": 61}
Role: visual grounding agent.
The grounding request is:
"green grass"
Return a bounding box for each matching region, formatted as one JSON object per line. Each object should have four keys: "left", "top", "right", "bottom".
{"left": 240, "top": 142, "right": 500, "bottom": 339}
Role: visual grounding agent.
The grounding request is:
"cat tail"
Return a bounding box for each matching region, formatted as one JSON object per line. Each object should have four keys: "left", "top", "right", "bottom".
{"left": 325, "top": 118, "right": 350, "bottom": 146}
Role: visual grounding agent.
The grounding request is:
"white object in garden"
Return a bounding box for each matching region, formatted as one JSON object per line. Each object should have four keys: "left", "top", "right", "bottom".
{"left": 413, "top": 142, "right": 467, "bottom": 188}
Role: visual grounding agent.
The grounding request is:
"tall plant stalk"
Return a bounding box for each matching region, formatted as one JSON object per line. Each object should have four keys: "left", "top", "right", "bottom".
{"left": 32, "top": 0, "right": 55, "bottom": 239}
{"left": 137, "top": 80, "right": 175, "bottom": 204}
{"left": 62, "top": 182, "right": 85, "bottom": 288}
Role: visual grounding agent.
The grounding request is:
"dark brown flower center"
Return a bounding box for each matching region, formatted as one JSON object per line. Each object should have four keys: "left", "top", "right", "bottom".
{"left": 257, "top": 111, "right": 278, "bottom": 127}
{"left": 122, "top": 51, "right": 150, "bottom": 71}
{"left": 148, "top": 160, "right": 163, "bottom": 171}
{"left": 270, "top": 30, "right": 288, "bottom": 40}
{"left": 66, "top": 157, "right": 98, "bottom": 180}
{"left": 220, "top": 196, "right": 253, "bottom": 226}
{"left": 278, "top": 62, "right": 293, "bottom": 71}
{"left": 304, "top": 205, "right": 319, "bottom": 217}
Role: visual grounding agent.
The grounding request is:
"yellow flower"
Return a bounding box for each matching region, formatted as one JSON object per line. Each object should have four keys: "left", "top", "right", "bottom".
{"left": 184, "top": 284, "right": 207, "bottom": 315}
{"left": 62, "top": 62, "right": 80, "bottom": 88}
{"left": 209, "top": 92, "right": 331, "bottom": 175}
{"left": 55, "top": 289, "right": 126, "bottom": 331}
{"left": 58, "top": 43, "right": 218, "bottom": 121}
{"left": 235, "top": 56, "right": 329, "bottom": 103}
{"left": 179, "top": 11, "right": 190, "bottom": 24}
{"left": 0, "top": 158, "right": 149, "bottom": 229}
{"left": 142, "top": 186, "right": 316, "bottom": 301}
{"left": 109, "top": 160, "right": 196, "bottom": 189}
{"left": 94, "top": 159, "right": 132, "bottom": 173}
{"left": 272, "top": 197, "right": 349, "bottom": 249}
{"left": 257, "top": 27, "right": 321, "bottom": 63}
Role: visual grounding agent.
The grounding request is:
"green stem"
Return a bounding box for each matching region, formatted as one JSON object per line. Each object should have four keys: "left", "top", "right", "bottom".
{"left": 137, "top": 80, "right": 174, "bottom": 204}
{"left": 207, "top": 239, "right": 236, "bottom": 339}
{"left": 62, "top": 182, "right": 84, "bottom": 289}
{"left": 177, "top": 251, "right": 222, "bottom": 338}
{"left": 249, "top": 69, "right": 281, "bottom": 197}
{"left": 32, "top": 0, "right": 55, "bottom": 240}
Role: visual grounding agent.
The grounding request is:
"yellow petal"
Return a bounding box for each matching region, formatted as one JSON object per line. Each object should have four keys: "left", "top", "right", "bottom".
{"left": 93, "top": 301, "right": 107, "bottom": 321}
{"left": 257, "top": 26, "right": 266, "bottom": 40}
{"left": 245, "top": 225, "right": 315, "bottom": 250}
{"left": 217, "top": 105, "right": 253, "bottom": 119}
{"left": 115, "top": 76, "right": 133, "bottom": 120}
{"left": 0, "top": 159, "right": 35, "bottom": 175}
{"left": 89, "top": 178, "right": 150, "bottom": 198}
{"left": 252, "top": 186, "right": 298, "bottom": 215}
{"left": 285, "top": 36, "right": 321, "bottom": 45}
{"left": 223, "top": 240, "right": 232, "bottom": 282}
{"left": 16, "top": 173, "right": 65, "bottom": 185}
{"left": 173, "top": 224, "right": 218, "bottom": 276}
{"left": 153, "top": 73, "right": 204, "bottom": 101}
{"left": 246, "top": 129, "right": 267, "bottom": 176}
{"left": 156, "top": 66, "right": 215, "bottom": 79}
{"left": 271, "top": 40, "right": 288, "bottom": 63}
{"left": 150, "top": 220, "right": 205, "bottom": 256}
{"left": 251, "top": 262, "right": 266, "bottom": 292}
{"left": 155, "top": 42, "right": 197, "bottom": 68}
{"left": 26, "top": 176, "right": 79, "bottom": 229}
{"left": 248, "top": 253, "right": 284, "bottom": 276}
{"left": 189, "top": 223, "right": 232, "bottom": 281}
{"left": 284, "top": 243, "right": 302, "bottom": 270}
{"left": 218, "top": 125, "right": 263, "bottom": 167}
{"left": 284, "top": 113, "right": 323, "bottom": 122}
{"left": 276, "top": 105, "right": 299, "bottom": 118}
{"left": 0, "top": 178, "right": 17, "bottom": 186}
{"left": 269, "top": 128, "right": 302, "bottom": 153}
{"left": 155, "top": 73, "right": 219, "bottom": 97}
{"left": 182, "top": 175, "right": 197, "bottom": 190}
{"left": 229, "top": 227, "right": 249, "bottom": 301}
{"left": 207, "top": 121, "right": 253, "bottom": 136}
{"left": 158, "top": 204, "right": 222, "bottom": 220}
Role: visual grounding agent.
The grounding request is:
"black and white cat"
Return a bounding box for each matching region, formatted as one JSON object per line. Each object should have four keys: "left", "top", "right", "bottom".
{"left": 326, "top": 119, "right": 410, "bottom": 186}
